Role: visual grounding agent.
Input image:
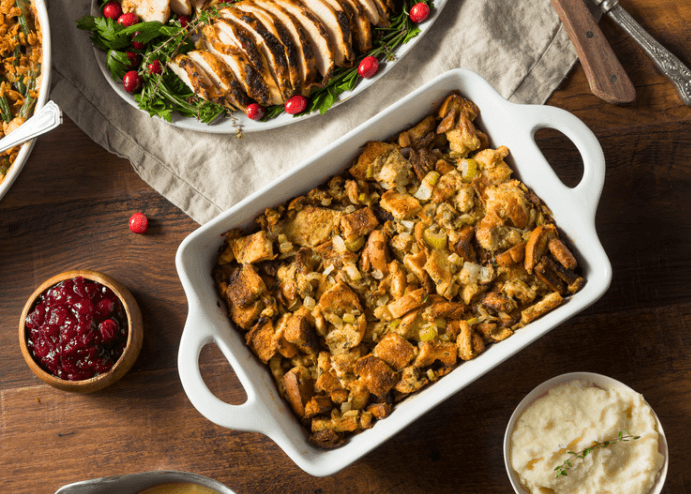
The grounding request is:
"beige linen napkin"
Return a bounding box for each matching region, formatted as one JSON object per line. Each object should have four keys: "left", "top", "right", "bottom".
{"left": 49, "top": 0, "right": 578, "bottom": 224}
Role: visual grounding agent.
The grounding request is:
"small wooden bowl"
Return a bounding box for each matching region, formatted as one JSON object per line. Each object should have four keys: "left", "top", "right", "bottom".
{"left": 18, "top": 270, "right": 144, "bottom": 393}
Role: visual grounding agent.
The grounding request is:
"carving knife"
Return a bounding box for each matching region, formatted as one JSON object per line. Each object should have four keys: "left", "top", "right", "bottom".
{"left": 599, "top": 0, "right": 691, "bottom": 106}
{"left": 551, "top": 0, "right": 636, "bottom": 104}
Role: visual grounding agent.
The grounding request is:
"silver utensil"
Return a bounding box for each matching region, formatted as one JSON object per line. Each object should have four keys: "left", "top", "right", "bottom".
{"left": 600, "top": 0, "right": 691, "bottom": 105}
{"left": 0, "top": 100, "right": 62, "bottom": 153}
{"left": 55, "top": 471, "right": 236, "bottom": 494}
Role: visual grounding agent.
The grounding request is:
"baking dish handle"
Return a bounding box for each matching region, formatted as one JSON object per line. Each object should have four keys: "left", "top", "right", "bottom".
{"left": 523, "top": 104, "right": 606, "bottom": 220}
{"left": 177, "top": 305, "right": 266, "bottom": 433}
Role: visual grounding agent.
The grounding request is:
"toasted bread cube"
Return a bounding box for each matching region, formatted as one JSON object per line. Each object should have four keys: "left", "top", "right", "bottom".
{"left": 284, "top": 206, "right": 343, "bottom": 247}
{"left": 230, "top": 231, "right": 274, "bottom": 264}
{"left": 284, "top": 366, "right": 314, "bottom": 418}
{"left": 413, "top": 341, "right": 458, "bottom": 368}
{"left": 245, "top": 318, "right": 277, "bottom": 363}
{"left": 225, "top": 264, "right": 266, "bottom": 329}
{"left": 340, "top": 207, "right": 379, "bottom": 241}
{"left": 284, "top": 313, "right": 319, "bottom": 355}
{"left": 349, "top": 141, "right": 396, "bottom": 180}
{"left": 380, "top": 190, "right": 422, "bottom": 220}
{"left": 354, "top": 355, "right": 399, "bottom": 398}
{"left": 373, "top": 333, "right": 415, "bottom": 371}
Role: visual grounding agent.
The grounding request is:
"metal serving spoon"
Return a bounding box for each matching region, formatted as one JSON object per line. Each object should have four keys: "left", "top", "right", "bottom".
{"left": 0, "top": 100, "right": 62, "bottom": 153}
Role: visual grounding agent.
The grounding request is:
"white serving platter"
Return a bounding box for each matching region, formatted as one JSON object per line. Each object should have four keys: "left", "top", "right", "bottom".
{"left": 175, "top": 68, "right": 613, "bottom": 477}
{"left": 91, "top": 0, "right": 448, "bottom": 133}
{"left": 0, "top": 0, "right": 52, "bottom": 202}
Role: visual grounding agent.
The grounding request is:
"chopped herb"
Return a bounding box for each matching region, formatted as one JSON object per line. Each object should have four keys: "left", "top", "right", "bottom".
{"left": 554, "top": 431, "right": 641, "bottom": 478}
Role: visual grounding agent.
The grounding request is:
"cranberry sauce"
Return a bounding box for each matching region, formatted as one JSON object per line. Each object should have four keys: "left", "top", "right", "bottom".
{"left": 25, "top": 276, "right": 128, "bottom": 381}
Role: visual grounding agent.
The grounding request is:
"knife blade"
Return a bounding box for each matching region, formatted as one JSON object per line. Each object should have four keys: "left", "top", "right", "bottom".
{"left": 551, "top": 0, "right": 636, "bottom": 104}
{"left": 600, "top": 0, "right": 691, "bottom": 106}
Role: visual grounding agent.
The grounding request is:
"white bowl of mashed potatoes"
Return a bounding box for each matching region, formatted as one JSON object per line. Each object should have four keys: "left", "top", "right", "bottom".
{"left": 504, "top": 372, "right": 668, "bottom": 494}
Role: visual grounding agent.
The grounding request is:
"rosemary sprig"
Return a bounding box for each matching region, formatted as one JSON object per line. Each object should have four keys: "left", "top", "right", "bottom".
{"left": 554, "top": 431, "right": 641, "bottom": 478}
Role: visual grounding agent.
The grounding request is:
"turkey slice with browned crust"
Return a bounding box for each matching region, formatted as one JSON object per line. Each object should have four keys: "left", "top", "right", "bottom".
{"left": 351, "top": 0, "right": 381, "bottom": 27}
{"left": 271, "top": 0, "right": 335, "bottom": 83}
{"left": 252, "top": 0, "right": 320, "bottom": 94}
{"left": 203, "top": 24, "right": 282, "bottom": 105}
{"left": 210, "top": 19, "right": 284, "bottom": 105}
{"left": 187, "top": 50, "right": 253, "bottom": 111}
{"left": 168, "top": 53, "right": 225, "bottom": 106}
{"left": 340, "top": 0, "right": 372, "bottom": 52}
{"left": 300, "top": 0, "right": 354, "bottom": 67}
{"left": 219, "top": 7, "right": 295, "bottom": 100}
{"left": 232, "top": 1, "right": 302, "bottom": 97}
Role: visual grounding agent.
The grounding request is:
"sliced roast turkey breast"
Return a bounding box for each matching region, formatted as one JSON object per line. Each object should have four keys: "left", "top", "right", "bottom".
{"left": 270, "top": 0, "right": 335, "bottom": 82}
{"left": 339, "top": 0, "right": 372, "bottom": 52}
{"left": 232, "top": 1, "right": 302, "bottom": 96}
{"left": 203, "top": 24, "right": 283, "bottom": 105}
{"left": 251, "top": 0, "right": 319, "bottom": 95}
{"left": 219, "top": 8, "right": 295, "bottom": 99}
{"left": 299, "top": 0, "right": 354, "bottom": 67}
{"left": 370, "top": 0, "right": 390, "bottom": 27}
{"left": 169, "top": 54, "right": 225, "bottom": 106}
{"left": 121, "top": 0, "right": 171, "bottom": 23}
{"left": 212, "top": 18, "right": 281, "bottom": 100}
{"left": 187, "top": 50, "right": 253, "bottom": 111}
{"left": 351, "top": 0, "right": 380, "bottom": 27}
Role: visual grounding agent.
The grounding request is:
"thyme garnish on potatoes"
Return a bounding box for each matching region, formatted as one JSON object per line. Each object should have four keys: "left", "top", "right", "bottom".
{"left": 554, "top": 431, "right": 641, "bottom": 478}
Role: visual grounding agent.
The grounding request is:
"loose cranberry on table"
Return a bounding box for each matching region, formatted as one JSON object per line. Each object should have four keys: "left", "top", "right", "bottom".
{"left": 129, "top": 212, "right": 148, "bottom": 234}
{"left": 117, "top": 12, "right": 138, "bottom": 27}
{"left": 102, "top": 1, "right": 122, "bottom": 21}
{"left": 122, "top": 70, "right": 142, "bottom": 93}
{"left": 409, "top": 2, "right": 430, "bottom": 23}
{"left": 284, "top": 95, "right": 307, "bottom": 115}
{"left": 148, "top": 59, "right": 163, "bottom": 74}
{"left": 246, "top": 103, "right": 265, "bottom": 120}
{"left": 25, "top": 277, "right": 128, "bottom": 381}
{"left": 358, "top": 56, "right": 379, "bottom": 79}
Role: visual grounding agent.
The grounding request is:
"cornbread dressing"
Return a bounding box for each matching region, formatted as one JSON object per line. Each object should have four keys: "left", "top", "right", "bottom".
{"left": 510, "top": 380, "right": 664, "bottom": 494}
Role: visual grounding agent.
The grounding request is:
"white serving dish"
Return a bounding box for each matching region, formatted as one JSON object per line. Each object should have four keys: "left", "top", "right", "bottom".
{"left": 0, "top": 0, "right": 52, "bottom": 202}
{"left": 176, "top": 68, "right": 612, "bottom": 477}
{"left": 503, "top": 372, "right": 668, "bottom": 494}
{"left": 92, "top": 0, "right": 448, "bottom": 133}
{"left": 55, "top": 470, "right": 236, "bottom": 494}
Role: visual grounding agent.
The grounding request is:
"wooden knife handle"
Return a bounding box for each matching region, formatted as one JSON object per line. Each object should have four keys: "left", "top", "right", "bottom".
{"left": 551, "top": 0, "right": 636, "bottom": 104}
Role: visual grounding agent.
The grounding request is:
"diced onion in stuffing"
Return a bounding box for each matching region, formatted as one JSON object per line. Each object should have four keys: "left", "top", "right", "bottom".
{"left": 303, "top": 295, "right": 316, "bottom": 310}
{"left": 323, "top": 264, "right": 335, "bottom": 276}
{"left": 332, "top": 235, "right": 347, "bottom": 254}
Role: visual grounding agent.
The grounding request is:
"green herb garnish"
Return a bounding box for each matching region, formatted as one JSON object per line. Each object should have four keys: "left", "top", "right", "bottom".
{"left": 555, "top": 431, "right": 641, "bottom": 478}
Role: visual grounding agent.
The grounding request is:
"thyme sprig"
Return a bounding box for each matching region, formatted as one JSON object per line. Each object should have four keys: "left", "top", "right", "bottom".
{"left": 555, "top": 431, "right": 641, "bottom": 478}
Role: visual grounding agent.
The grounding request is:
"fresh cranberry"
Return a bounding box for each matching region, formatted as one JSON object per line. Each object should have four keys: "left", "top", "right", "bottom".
{"left": 122, "top": 70, "right": 142, "bottom": 93}
{"left": 246, "top": 103, "right": 265, "bottom": 120}
{"left": 409, "top": 3, "right": 430, "bottom": 23}
{"left": 102, "top": 1, "right": 122, "bottom": 21}
{"left": 284, "top": 95, "right": 307, "bottom": 115}
{"left": 178, "top": 15, "right": 190, "bottom": 28}
{"left": 148, "top": 59, "right": 163, "bottom": 74}
{"left": 131, "top": 32, "right": 145, "bottom": 50}
{"left": 125, "top": 51, "right": 141, "bottom": 70}
{"left": 358, "top": 56, "right": 379, "bottom": 78}
{"left": 129, "top": 212, "right": 148, "bottom": 233}
{"left": 25, "top": 277, "right": 129, "bottom": 381}
{"left": 117, "top": 12, "right": 138, "bottom": 27}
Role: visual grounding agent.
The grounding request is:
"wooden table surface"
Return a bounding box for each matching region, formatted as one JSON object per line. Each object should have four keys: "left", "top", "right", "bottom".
{"left": 2, "top": 1, "right": 690, "bottom": 492}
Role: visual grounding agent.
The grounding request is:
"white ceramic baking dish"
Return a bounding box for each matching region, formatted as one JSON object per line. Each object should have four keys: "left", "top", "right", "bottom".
{"left": 176, "top": 68, "right": 612, "bottom": 477}
{"left": 0, "top": 0, "right": 52, "bottom": 202}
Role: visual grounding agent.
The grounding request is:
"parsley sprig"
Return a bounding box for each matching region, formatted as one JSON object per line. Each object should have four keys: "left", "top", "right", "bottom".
{"left": 554, "top": 431, "right": 641, "bottom": 478}
{"left": 77, "top": 0, "right": 432, "bottom": 125}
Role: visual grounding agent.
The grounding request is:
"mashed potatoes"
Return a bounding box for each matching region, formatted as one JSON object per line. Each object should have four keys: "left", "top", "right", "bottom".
{"left": 510, "top": 379, "right": 664, "bottom": 494}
